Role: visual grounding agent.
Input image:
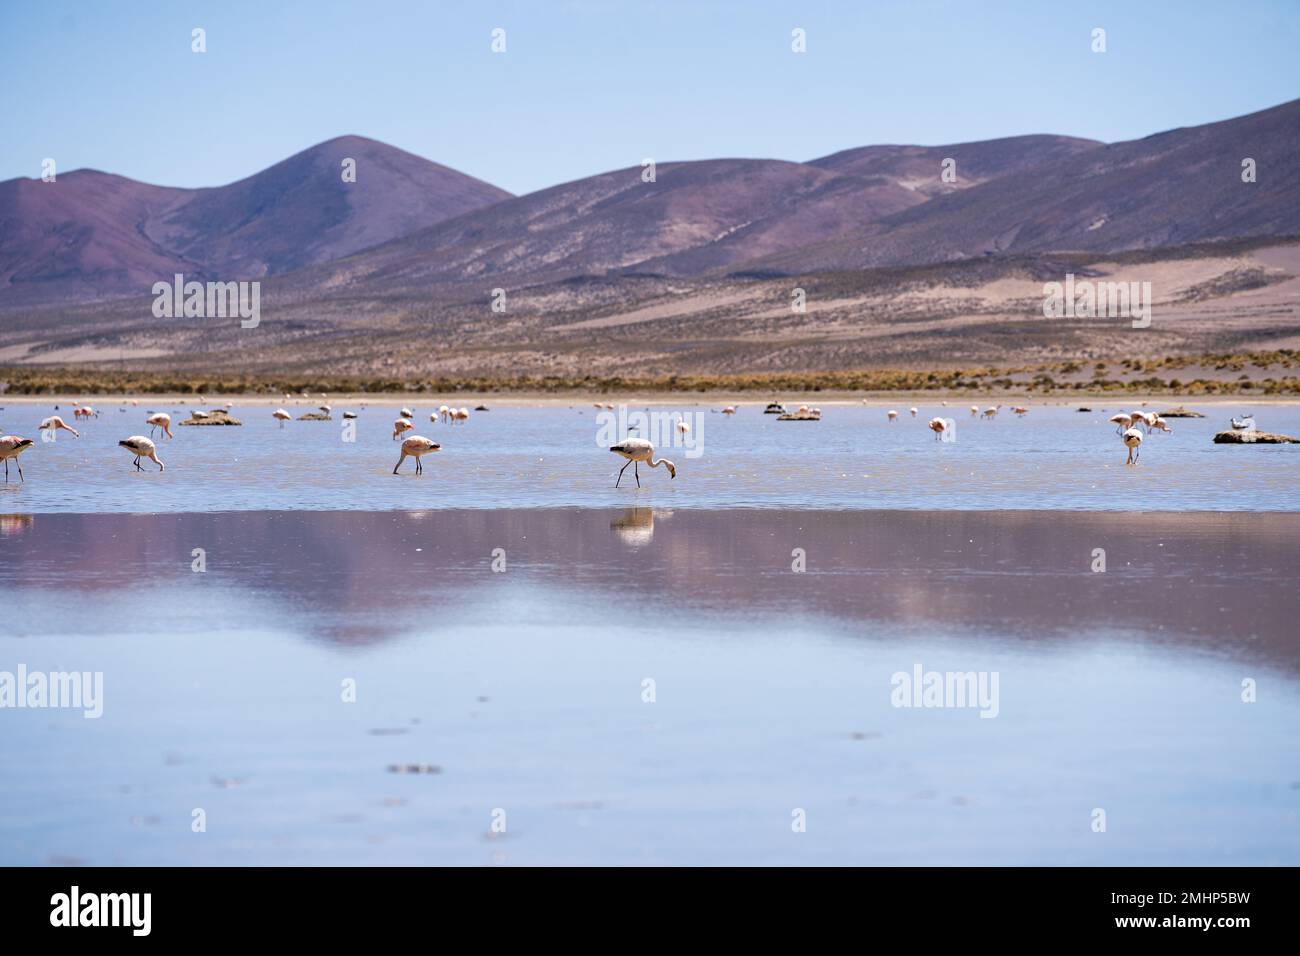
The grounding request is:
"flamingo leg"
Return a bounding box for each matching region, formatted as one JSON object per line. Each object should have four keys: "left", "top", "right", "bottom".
{"left": 635, "top": 461, "right": 640, "bottom": 488}
{"left": 615, "top": 460, "right": 630, "bottom": 487}
{"left": 393, "top": 453, "right": 406, "bottom": 475}
{"left": 3, "top": 459, "right": 7, "bottom": 482}
{"left": 16, "top": 461, "right": 21, "bottom": 482}
{"left": 415, "top": 457, "right": 423, "bottom": 475}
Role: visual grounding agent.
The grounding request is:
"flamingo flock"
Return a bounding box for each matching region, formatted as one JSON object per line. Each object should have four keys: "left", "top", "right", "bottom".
{"left": 1, "top": 395, "right": 1190, "bottom": 488}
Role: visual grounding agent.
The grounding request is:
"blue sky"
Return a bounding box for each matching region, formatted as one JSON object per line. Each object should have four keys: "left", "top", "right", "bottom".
{"left": 2, "top": 0, "right": 1297, "bottom": 195}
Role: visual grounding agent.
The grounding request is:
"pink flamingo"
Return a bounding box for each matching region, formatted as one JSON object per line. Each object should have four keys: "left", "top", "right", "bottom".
{"left": 146, "top": 412, "right": 173, "bottom": 439}
{"left": 39, "top": 416, "right": 79, "bottom": 439}
{"left": 0, "top": 436, "right": 35, "bottom": 482}
{"left": 120, "top": 436, "right": 164, "bottom": 472}
{"left": 610, "top": 437, "right": 676, "bottom": 487}
{"left": 1123, "top": 427, "right": 1143, "bottom": 465}
{"left": 393, "top": 436, "right": 441, "bottom": 474}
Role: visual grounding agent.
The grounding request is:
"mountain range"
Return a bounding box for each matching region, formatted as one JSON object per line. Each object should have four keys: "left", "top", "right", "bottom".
{"left": 4, "top": 100, "right": 1298, "bottom": 309}
{"left": 2, "top": 99, "right": 1298, "bottom": 378}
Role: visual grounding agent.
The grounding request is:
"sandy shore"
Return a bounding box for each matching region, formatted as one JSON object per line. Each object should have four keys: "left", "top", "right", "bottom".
{"left": 2, "top": 392, "right": 1295, "bottom": 407}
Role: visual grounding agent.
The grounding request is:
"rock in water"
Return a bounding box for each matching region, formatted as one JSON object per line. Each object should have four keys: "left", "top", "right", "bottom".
{"left": 180, "top": 409, "right": 242, "bottom": 426}
{"left": 1213, "top": 430, "right": 1298, "bottom": 444}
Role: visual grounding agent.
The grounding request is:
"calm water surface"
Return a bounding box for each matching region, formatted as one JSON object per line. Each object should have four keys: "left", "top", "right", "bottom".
{"left": 2, "top": 509, "right": 1296, "bottom": 865}
{"left": 1, "top": 402, "right": 1297, "bottom": 512}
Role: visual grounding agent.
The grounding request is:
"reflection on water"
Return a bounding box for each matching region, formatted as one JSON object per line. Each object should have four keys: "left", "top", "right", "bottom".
{"left": 1, "top": 508, "right": 1297, "bottom": 865}
{"left": 1, "top": 403, "right": 1298, "bottom": 513}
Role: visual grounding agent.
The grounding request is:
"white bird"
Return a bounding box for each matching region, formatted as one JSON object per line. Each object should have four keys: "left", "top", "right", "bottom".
{"left": 887, "top": 410, "right": 898, "bottom": 421}
{"left": 272, "top": 408, "right": 291, "bottom": 427}
{"left": 909, "top": 407, "right": 918, "bottom": 417}
{"left": 676, "top": 419, "right": 690, "bottom": 434}
{"left": 1151, "top": 415, "right": 1173, "bottom": 434}
{"left": 120, "top": 436, "right": 164, "bottom": 471}
{"left": 439, "top": 404, "right": 451, "bottom": 423}
{"left": 393, "top": 418, "right": 415, "bottom": 440}
{"left": 721, "top": 406, "right": 736, "bottom": 415}
{"left": 191, "top": 410, "right": 209, "bottom": 420}
{"left": 1123, "top": 427, "right": 1143, "bottom": 465}
{"left": 982, "top": 406, "right": 998, "bottom": 419}
{"left": 1108, "top": 413, "right": 1132, "bottom": 435}
{"left": 0, "top": 435, "right": 35, "bottom": 482}
{"left": 39, "top": 415, "right": 79, "bottom": 439}
{"left": 970, "top": 405, "right": 979, "bottom": 416}
{"left": 400, "top": 407, "right": 414, "bottom": 419}
{"left": 393, "top": 436, "right": 441, "bottom": 475}
{"left": 319, "top": 404, "right": 331, "bottom": 415}
{"left": 146, "top": 412, "right": 173, "bottom": 439}
{"left": 610, "top": 437, "right": 676, "bottom": 487}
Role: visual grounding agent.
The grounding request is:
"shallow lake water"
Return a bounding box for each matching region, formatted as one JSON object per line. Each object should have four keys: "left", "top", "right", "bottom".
{"left": 1, "top": 402, "right": 1298, "bottom": 512}
{"left": 1, "top": 508, "right": 1296, "bottom": 865}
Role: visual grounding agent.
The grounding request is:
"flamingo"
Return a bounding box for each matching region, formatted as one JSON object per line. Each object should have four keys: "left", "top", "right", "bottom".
{"left": 393, "top": 418, "right": 415, "bottom": 440}
{"left": 74, "top": 405, "right": 96, "bottom": 420}
{"left": 1151, "top": 415, "right": 1173, "bottom": 434}
{"left": 439, "top": 405, "right": 451, "bottom": 422}
{"left": 721, "top": 406, "right": 736, "bottom": 415}
{"left": 1, "top": 436, "right": 34, "bottom": 482}
{"left": 120, "top": 436, "right": 164, "bottom": 471}
{"left": 887, "top": 410, "right": 898, "bottom": 421}
{"left": 319, "top": 404, "right": 331, "bottom": 415}
{"left": 393, "top": 436, "right": 441, "bottom": 475}
{"left": 1130, "top": 410, "right": 1152, "bottom": 434}
{"left": 928, "top": 417, "right": 947, "bottom": 440}
{"left": 909, "top": 407, "right": 918, "bottom": 418}
{"left": 1122, "top": 427, "right": 1143, "bottom": 465}
{"left": 146, "top": 412, "right": 173, "bottom": 439}
{"left": 272, "top": 408, "right": 291, "bottom": 428}
{"left": 400, "top": 407, "right": 414, "bottom": 420}
{"left": 1108, "top": 413, "right": 1132, "bottom": 435}
{"left": 676, "top": 419, "right": 690, "bottom": 434}
{"left": 39, "top": 416, "right": 79, "bottom": 439}
{"left": 610, "top": 437, "right": 676, "bottom": 488}
{"left": 1012, "top": 406, "right": 1028, "bottom": 416}
{"left": 970, "top": 405, "right": 979, "bottom": 417}
{"left": 982, "top": 406, "right": 999, "bottom": 419}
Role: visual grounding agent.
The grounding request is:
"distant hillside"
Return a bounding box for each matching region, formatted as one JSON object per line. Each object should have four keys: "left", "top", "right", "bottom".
{"left": 0, "top": 136, "right": 512, "bottom": 304}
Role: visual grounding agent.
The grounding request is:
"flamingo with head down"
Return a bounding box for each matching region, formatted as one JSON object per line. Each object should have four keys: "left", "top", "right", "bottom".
{"left": 39, "top": 416, "right": 79, "bottom": 439}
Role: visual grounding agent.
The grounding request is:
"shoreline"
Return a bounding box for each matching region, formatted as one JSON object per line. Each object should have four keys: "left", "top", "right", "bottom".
{"left": 1, "top": 392, "right": 1295, "bottom": 407}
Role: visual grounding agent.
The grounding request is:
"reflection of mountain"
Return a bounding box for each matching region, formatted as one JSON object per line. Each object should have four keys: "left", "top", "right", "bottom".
{"left": 2, "top": 509, "right": 1297, "bottom": 668}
